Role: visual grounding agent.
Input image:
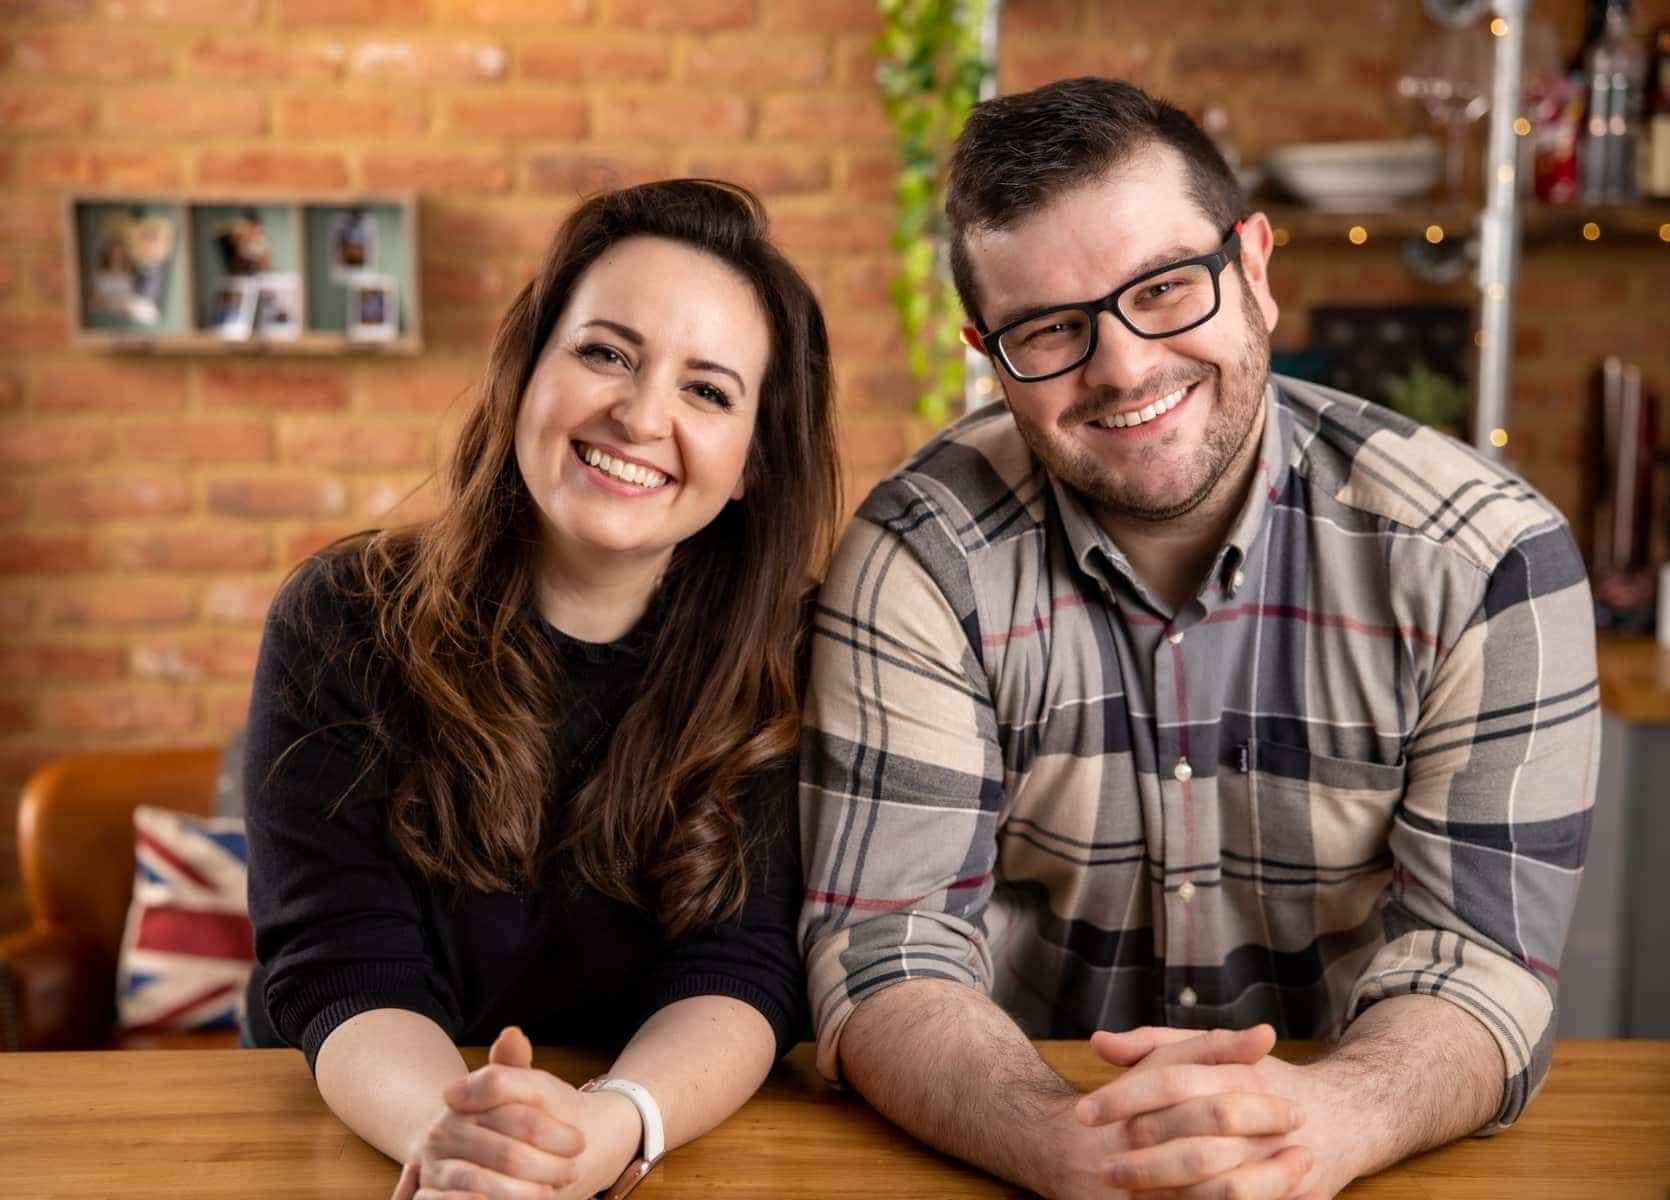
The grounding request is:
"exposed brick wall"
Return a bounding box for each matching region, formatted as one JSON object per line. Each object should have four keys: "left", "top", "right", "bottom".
{"left": 1, "top": 0, "right": 1666, "bottom": 928}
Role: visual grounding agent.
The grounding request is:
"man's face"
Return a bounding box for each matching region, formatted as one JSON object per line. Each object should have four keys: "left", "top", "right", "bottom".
{"left": 965, "top": 148, "right": 1280, "bottom": 524}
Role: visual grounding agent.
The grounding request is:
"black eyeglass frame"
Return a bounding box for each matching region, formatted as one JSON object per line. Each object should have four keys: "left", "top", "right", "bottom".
{"left": 978, "top": 220, "right": 1246, "bottom": 383}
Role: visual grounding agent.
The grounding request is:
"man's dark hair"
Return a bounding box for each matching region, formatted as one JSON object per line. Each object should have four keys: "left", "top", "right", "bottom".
{"left": 946, "top": 76, "right": 1248, "bottom": 328}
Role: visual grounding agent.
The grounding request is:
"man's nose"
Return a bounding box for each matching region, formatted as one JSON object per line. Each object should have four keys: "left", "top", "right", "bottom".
{"left": 608, "top": 381, "right": 674, "bottom": 442}
{"left": 1077, "top": 309, "right": 1169, "bottom": 396}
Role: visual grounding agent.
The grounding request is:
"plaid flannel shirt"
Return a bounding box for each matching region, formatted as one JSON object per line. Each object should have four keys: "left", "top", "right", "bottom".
{"left": 800, "top": 375, "right": 1598, "bottom": 1130}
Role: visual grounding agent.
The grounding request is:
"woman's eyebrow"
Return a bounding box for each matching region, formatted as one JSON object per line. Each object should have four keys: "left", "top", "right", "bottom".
{"left": 687, "top": 358, "right": 746, "bottom": 396}
{"left": 578, "top": 318, "right": 644, "bottom": 344}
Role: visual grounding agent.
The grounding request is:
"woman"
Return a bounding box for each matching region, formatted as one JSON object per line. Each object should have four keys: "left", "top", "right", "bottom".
{"left": 243, "top": 179, "right": 840, "bottom": 1200}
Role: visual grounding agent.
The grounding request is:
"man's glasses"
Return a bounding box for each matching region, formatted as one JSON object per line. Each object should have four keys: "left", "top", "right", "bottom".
{"left": 978, "top": 221, "right": 1244, "bottom": 383}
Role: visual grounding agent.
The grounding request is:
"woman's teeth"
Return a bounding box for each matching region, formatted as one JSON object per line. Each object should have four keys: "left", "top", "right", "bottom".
{"left": 1092, "top": 384, "right": 1189, "bottom": 429}
{"left": 582, "top": 445, "right": 667, "bottom": 488}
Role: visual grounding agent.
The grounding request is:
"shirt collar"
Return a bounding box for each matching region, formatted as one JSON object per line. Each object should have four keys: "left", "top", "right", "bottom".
{"left": 1048, "top": 379, "right": 1295, "bottom": 604}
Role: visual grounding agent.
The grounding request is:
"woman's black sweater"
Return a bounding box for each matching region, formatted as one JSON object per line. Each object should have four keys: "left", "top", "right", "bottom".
{"left": 242, "top": 559, "right": 806, "bottom": 1071}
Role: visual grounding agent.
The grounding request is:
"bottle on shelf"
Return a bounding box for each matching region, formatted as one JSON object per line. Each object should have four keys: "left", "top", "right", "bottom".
{"left": 1579, "top": 0, "right": 1649, "bottom": 205}
{"left": 1645, "top": 23, "right": 1670, "bottom": 199}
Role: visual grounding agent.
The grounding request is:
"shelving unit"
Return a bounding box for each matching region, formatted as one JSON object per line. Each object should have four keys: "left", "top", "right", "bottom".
{"left": 64, "top": 192, "right": 422, "bottom": 356}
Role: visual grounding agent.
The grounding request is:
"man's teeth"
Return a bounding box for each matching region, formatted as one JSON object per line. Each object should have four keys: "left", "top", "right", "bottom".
{"left": 582, "top": 445, "right": 667, "bottom": 488}
{"left": 1094, "top": 384, "right": 1189, "bottom": 429}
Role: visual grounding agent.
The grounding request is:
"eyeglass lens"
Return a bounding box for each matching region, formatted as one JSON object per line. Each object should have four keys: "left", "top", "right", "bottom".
{"left": 996, "top": 261, "right": 1217, "bottom": 380}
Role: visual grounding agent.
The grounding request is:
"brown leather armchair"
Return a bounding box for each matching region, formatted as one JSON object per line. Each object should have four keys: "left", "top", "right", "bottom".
{"left": 0, "top": 747, "right": 241, "bottom": 1051}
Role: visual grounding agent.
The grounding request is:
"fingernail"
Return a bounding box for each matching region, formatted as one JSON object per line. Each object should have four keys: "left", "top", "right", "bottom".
{"left": 1077, "top": 1098, "right": 1101, "bottom": 1124}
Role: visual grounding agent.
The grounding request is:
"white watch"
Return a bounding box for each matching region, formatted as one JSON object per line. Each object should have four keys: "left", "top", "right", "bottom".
{"left": 579, "top": 1076, "right": 665, "bottom": 1199}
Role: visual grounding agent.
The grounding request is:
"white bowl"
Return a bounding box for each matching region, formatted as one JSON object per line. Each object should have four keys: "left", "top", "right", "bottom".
{"left": 1267, "top": 138, "right": 1443, "bottom": 211}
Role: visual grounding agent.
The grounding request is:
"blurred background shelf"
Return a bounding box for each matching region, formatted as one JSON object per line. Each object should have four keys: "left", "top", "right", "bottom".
{"left": 1259, "top": 201, "right": 1670, "bottom": 244}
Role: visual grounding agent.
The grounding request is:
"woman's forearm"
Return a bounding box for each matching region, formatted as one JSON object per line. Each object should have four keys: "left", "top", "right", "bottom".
{"left": 607, "top": 995, "right": 778, "bottom": 1152}
{"left": 313, "top": 1008, "right": 469, "bottom": 1163}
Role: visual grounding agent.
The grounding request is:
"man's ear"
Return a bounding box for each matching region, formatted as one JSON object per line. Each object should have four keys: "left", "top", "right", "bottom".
{"left": 1236, "top": 212, "right": 1280, "bottom": 337}
{"left": 960, "top": 324, "right": 987, "bottom": 354}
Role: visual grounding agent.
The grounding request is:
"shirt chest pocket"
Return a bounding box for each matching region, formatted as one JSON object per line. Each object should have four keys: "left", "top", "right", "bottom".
{"left": 1236, "top": 737, "right": 1405, "bottom": 900}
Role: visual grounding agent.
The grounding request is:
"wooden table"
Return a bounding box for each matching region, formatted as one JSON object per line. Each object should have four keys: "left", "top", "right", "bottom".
{"left": 3, "top": 1041, "right": 1667, "bottom": 1198}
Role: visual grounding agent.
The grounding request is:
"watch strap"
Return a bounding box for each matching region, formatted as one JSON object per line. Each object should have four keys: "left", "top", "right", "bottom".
{"left": 580, "top": 1076, "right": 665, "bottom": 1199}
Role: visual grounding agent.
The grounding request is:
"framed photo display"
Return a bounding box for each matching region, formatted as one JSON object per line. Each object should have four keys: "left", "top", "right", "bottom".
{"left": 65, "top": 192, "right": 420, "bottom": 354}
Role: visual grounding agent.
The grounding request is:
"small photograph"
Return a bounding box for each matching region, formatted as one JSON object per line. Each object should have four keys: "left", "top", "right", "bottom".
{"left": 346, "top": 273, "right": 399, "bottom": 342}
{"left": 88, "top": 208, "right": 178, "bottom": 327}
{"left": 213, "top": 209, "right": 273, "bottom": 276}
{"left": 327, "top": 209, "right": 377, "bottom": 282}
{"left": 210, "top": 278, "right": 257, "bottom": 340}
{"left": 252, "top": 272, "right": 302, "bottom": 340}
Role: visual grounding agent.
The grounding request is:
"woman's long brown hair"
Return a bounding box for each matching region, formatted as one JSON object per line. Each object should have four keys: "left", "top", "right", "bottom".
{"left": 320, "top": 180, "right": 839, "bottom": 940}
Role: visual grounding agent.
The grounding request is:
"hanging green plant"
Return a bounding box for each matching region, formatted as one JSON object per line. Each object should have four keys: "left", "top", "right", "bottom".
{"left": 876, "top": 0, "right": 990, "bottom": 423}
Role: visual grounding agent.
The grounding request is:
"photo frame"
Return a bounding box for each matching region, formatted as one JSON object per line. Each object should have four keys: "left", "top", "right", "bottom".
{"left": 210, "top": 278, "right": 257, "bottom": 340}
{"left": 84, "top": 205, "right": 182, "bottom": 330}
{"left": 253, "top": 271, "right": 303, "bottom": 340}
{"left": 327, "top": 209, "right": 378, "bottom": 282}
{"left": 346, "top": 273, "right": 399, "bottom": 342}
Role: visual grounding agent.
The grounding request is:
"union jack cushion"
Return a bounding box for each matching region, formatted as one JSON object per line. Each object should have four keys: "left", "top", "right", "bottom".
{"left": 116, "top": 805, "right": 254, "bottom": 1033}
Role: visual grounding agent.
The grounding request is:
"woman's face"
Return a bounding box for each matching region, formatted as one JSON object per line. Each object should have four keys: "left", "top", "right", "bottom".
{"left": 514, "top": 236, "right": 770, "bottom": 574}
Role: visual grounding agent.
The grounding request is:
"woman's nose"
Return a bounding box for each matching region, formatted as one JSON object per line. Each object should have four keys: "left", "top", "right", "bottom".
{"left": 608, "top": 383, "right": 673, "bottom": 442}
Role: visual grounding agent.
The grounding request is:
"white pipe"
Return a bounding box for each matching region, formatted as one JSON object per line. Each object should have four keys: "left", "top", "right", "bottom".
{"left": 1474, "top": 0, "right": 1527, "bottom": 458}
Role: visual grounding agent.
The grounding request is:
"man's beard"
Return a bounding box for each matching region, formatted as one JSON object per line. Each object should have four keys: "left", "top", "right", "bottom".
{"left": 1010, "top": 284, "right": 1271, "bottom": 524}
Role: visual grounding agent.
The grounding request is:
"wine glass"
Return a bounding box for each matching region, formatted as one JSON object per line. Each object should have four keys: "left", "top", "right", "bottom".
{"left": 1397, "top": 21, "right": 1494, "bottom": 199}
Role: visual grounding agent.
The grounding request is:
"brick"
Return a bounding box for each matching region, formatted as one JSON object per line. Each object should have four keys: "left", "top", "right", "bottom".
{"left": 42, "top": 688, "right": 198, "bottom": 734}
{"left": 35, "top": 476, "right": 192, "bottom": 519}
{"left": 768, "top": 206, "right": 893, "bottom": 256}
{"left": 681, "top": 149, "right": 831, "bottom": 195}
{"left": 24, "top": 145, "right": 183, "bottom": 189}
{"left": 0, "top": 258, "right": 17, "bottom": 300}
{"left": 0, "top": 315, "right": 69, "bottom": 354}
{"left": 524, "top": 150, "right": 674, "bottom": 194}
{"left": 1002, "top": 0, "right": 1083, "bottom": 33}
{"left": 1000, "top": 39, "right": 1158, "bottom": 94}
{"left": 0, "top": 197, "right": 59, "bottom": 243}
{"left": 125, "top": 417, "right": 273, "bottom": 462}
{"left": 0, "top": 374, "right": 20, "bottom": 410}
{"left": 605, "top": 0, "right": 750, "bottom": 31}
{"left": 842, "top": 368, "right": 916, "bottom": 413}
{"left": 0, "top": 0, "right": 95, "bottom": 16}
{"left": 424, "top": 307, "right": 502, "bottom": 352}
{"left": 361, "top": 362, "right": 479, "bottom": 412}
{"left": 0, "top": 86, "right": 96, "bottom": 133}
{"left": 132, "top": 635, "right": 261, "bottom": 681}
{"left": 283, "top": 524, "right": 360, "bottom": 562}
{"left": 28, "top": 248, "right": 64, "bottom": 304}
{"left": 112, "top": 527, "right": 272, "bottom": 571}
{"left": 839, "top": 257, "right": 894, "bottom": 307}
{"left": 0, "top": 422, "right": 114, "bottom": 466}
{"left": 280, "top": 94, "right": 426, "bottom": 139}
{"left": 443, "top": 0, "right": 589, "bottom": 20}
{"left": 1240, "top": 101, "right": 1391, "bottom": 156}
{"left": 1170, "top": 43, "right": 1310, "bottom": 85}
{"left": 684, "top": 35, "right": 830, "bottom": 87}
{"left": 839, "top": 418, "right": 914, "bottom": 471}
{"left": 0, "top": 696, "right": 32, "bottom": 734}
{"left": 203, "top": 580, "right": 277, "bottom": 625}
{"left": 447, "top": 95, "right": 586, "bottom": 139}
{"left": 207, "top": 477, "right": 349, "bottom": 518}
{"left": 834, "top": 37, "right": 877, "bottom": 87}
{"left": 35, "top": 363, "right": 188, "bottom": 412}
{"left": 278, "top": 0, "right": 430, "bottom": 22}
{"left": 0, "top": 592, "right": 37, "bottom": 629}
{"left": 596, "top": 91, "right": 750, "bottom": 141}
{"left": 206, "top": 684, "right": 255, "bottom": 732}
{"left": 843, "top": 149, "right": 897, "bottom": 198}
{"left": 522, "top": 36, "right": 671, "bottom": 83}
{"left": 825, "top": 311, "right": 904, "bottom": 359}
{"left": 0, "top": 534, "right": 96, "bottom": 573}
{"left": 110, "top": 0, "right": 261, "bottom": 18}
{"left": 761, "top": 0, "right": 877, "bottom": 32}
{"left": 423, "top": 200, "right": 561, "bottom": 256}
{"left": 363, "top": 151, "right": 512, "bottom": 192}
{"left": 759, "top": 92, "right": 889, "bottom": 141}
{"left": 349, "top": 39, "right": 508, "bottom": 82}
{"left": 186, "top": 36, "right": 345, "bottom": 82}
{"left": 203, "top": 365, "right": 348, "bottom": 410}
{"left": 0, "top": 483, "right": 20, "bottom": 521}
{"left": 10, "top": 30, "right": 173, "bottom": 80}
{"left": 0, "top": 642, "right": 124, "bottom": 680}
{"left": 279, "top": 420, "right": 435, "bottom": 468}
{"left": 197, "top": 150, "right": 348, "bottom": 189}
{"left": 422, "top": 260, "right": 510, "bottom": 305}
{"left": 362, "top": 477, "right": 442, "bottom": 520}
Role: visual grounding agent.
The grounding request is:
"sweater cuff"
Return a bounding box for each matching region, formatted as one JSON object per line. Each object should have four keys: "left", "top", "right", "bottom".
{"left": 269, "top": 961, "right": 455, "bottom": 1073}
{"left": 642, "top": 971, "right": 798, "bottom": 1061}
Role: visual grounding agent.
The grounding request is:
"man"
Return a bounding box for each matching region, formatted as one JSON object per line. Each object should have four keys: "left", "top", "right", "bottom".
{"left": 799, "top": 77, "right": 1597, "bottom": 1200}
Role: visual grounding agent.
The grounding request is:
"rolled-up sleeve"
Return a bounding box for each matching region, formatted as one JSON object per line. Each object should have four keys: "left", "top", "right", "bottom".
{"left": 798, "top": 501, "right": 1006, "bottom": 1082}
{"left": 1348, "top": 521, "right": 1599, "bottom": 1130}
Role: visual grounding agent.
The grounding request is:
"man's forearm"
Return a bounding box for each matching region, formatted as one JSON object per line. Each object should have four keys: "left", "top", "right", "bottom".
{"left": 1309, "top": 993, "right": 1505, "bottom": 1183}
{"left": 838, "top": 978, "right": 1085, "bottom": 1198}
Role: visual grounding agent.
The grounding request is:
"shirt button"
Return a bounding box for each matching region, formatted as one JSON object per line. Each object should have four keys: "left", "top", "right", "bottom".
{"left": 1179, "top": 987, "right": 1198, "bottom": 1008}
{"left": 1173, "top": 758, "right": 1193, "bottom": 782}
{"left": 1178, "top": 880, "right": 1196, "bottom": 902}
{"left": 1167, "top": 630, "right": 1183, "bottom": 644}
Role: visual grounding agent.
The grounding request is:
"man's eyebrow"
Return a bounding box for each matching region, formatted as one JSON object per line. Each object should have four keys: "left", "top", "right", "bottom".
{"left": 579, "top": 319, "right": 747, "bottom": 395}
{"left": 987, "top": 242, "right": 1204, "bottom": 330}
